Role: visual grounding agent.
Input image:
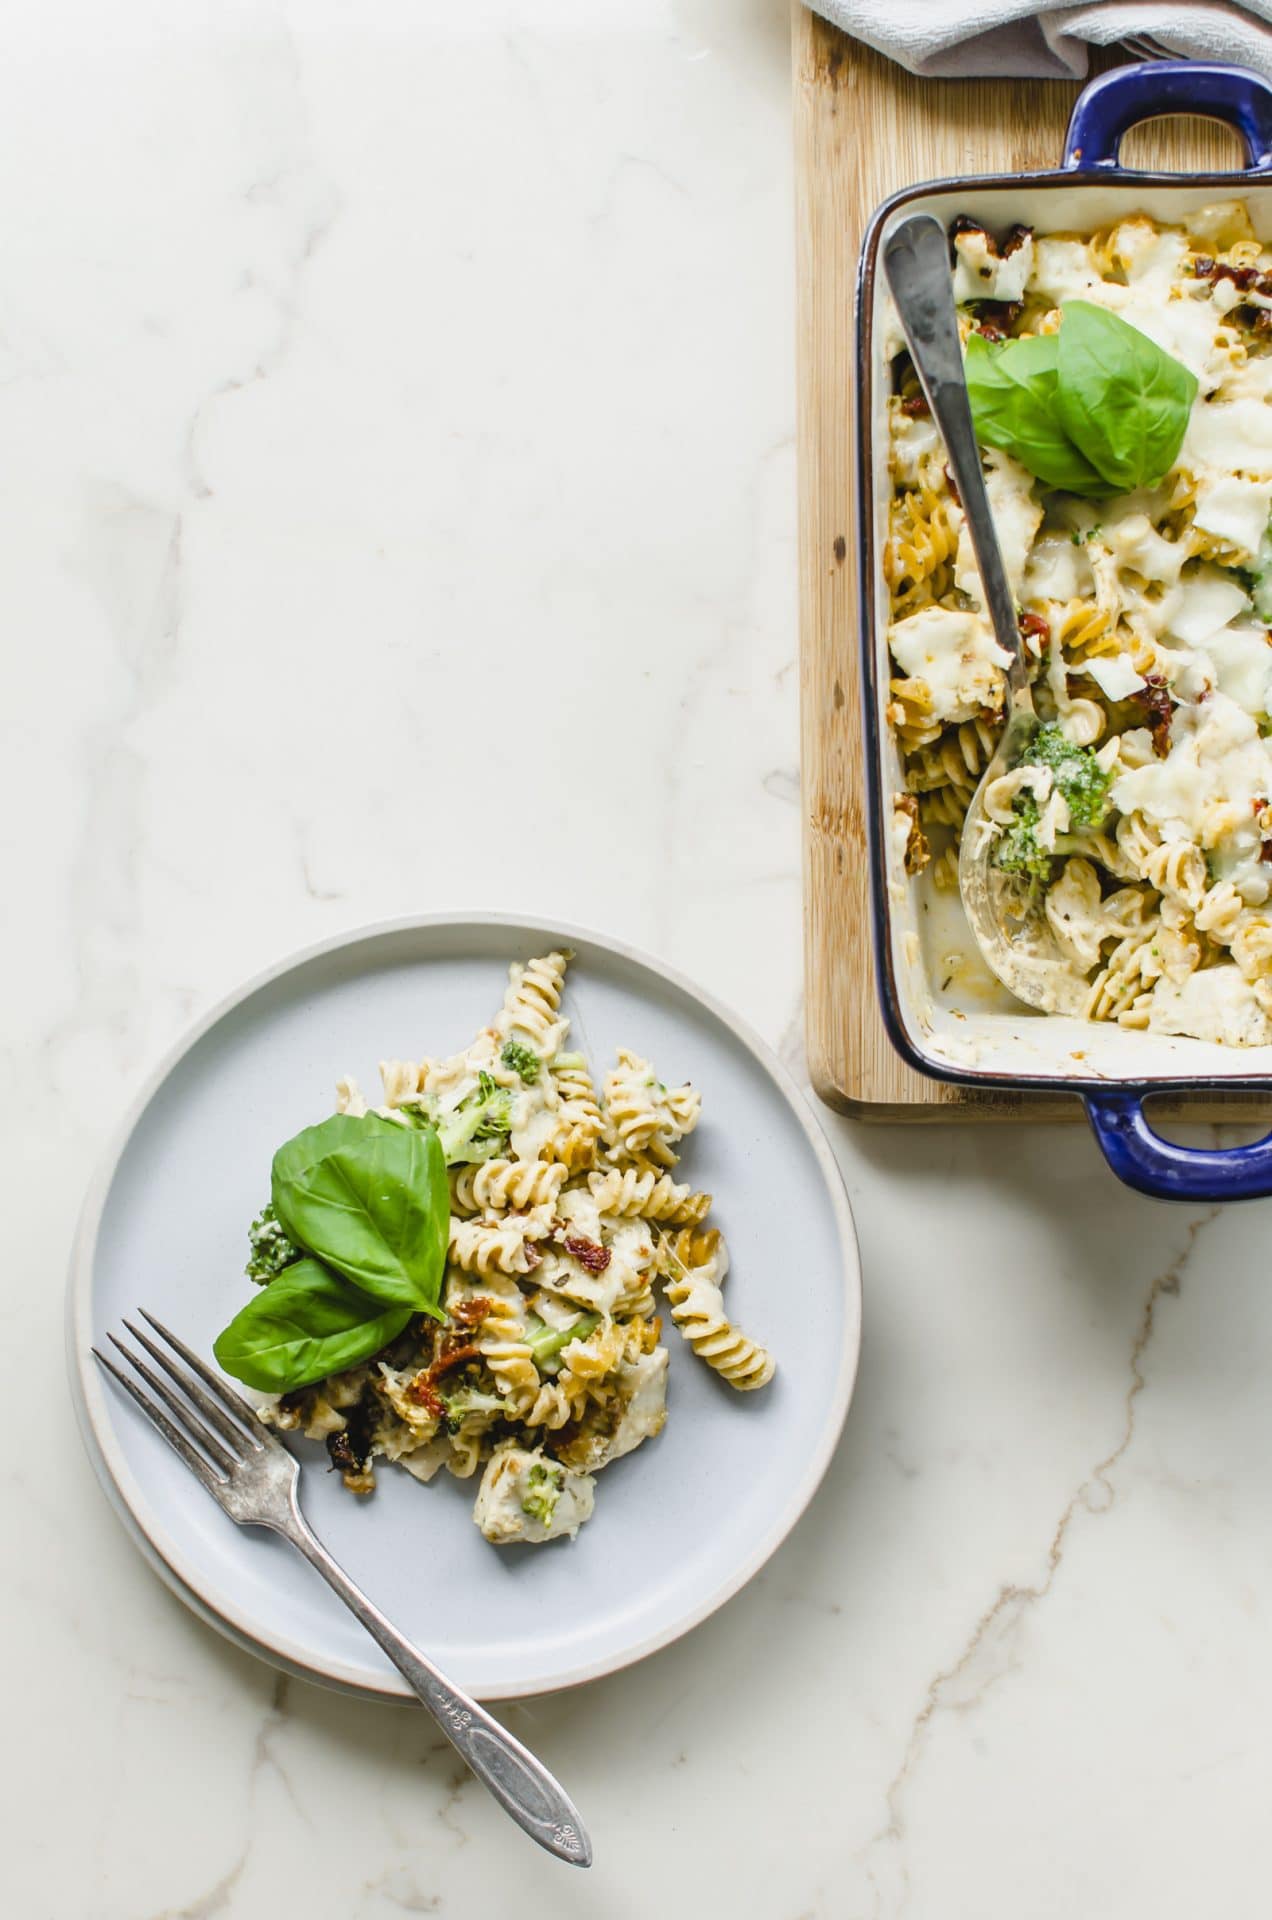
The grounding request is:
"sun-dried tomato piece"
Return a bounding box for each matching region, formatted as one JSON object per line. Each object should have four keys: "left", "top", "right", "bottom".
{"left": 970, "top": 299, "right": 1023, "bottom": 342}
{"left": 564, "top": 1234, "right": 611, "bottom": 1275}
{"left": 451, "top": 1295, "right": 494, "bottom": 1326}
{"left": 1131, "top": 672, "right": 1173, "bottom": 756}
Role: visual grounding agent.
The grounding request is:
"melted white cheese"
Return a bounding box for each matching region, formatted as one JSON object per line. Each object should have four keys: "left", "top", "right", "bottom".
{"left": 955, "top": 451, "right": 1042, "bottom": 601}
{"left": 1205, "top": 624, "right": 1272, "bottom": 718}
{"left": 1166, "top": 567, "right": 1251, "bottom": 646}
{"left": 1191, "top": 474, "right": 1272, "bottom": 560}
{"left": 887, "top": 606, "right": 1011, "bottom": 724}
{"left": 606, "top": 1348, "right": 669, "bottom": 1464}
{"left": 1113, "top": 691, "right": 1272, "bottom": 849}
{"left": 951, "top": 226, "right": 1034, "bottom": 304}
{"left": 1031, "top": 236, "right": 1102, "bottom": 304}
{"left": 1181, "top": 398, "right": 1272, "bottom": 479}
{"left": 1147, "top": 965, "right": 1272, "bottom": 1046}
{"left": 890, "top": 407, "right": 942, "bottom": 486}
{"left": 472, "top": 1447, "right": 595, "bottom": 1545}
{"left": 1082, "top": 652, "right": 1146, "bottom": 701}
{"left": 1023, "top": 532, "right": 1092, "bottom": 603}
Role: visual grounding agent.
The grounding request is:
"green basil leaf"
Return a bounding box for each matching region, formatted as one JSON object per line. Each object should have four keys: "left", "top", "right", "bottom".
{"left": 270, "top": 1110, "right": 403, "bottom": 1192}
{"left": 212, "top": 1258, "right": 411, "bottom": 1392}
{"left": 1054, "top": 300, "right": 1198, "bottom": 491}
{"left": 965, "top": 332, "right": 1112, "bottom": 495}
{"left": 271, "top": 1114, "right": 448, "bottom": 1318}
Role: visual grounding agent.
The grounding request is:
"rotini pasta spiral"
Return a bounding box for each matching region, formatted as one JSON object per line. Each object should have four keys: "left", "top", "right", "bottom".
{"left": 885, "top": 484, "right": 960, "bottom": 614}
{"left": 446, "top": 1414, "right": 495, "bottom": 1478}
{"left": 379, "top": 1058, "right": 423, "bottom": 1106}
{"left": 495, "top": 950, "right": 570, "bottom": 1050}
{"left": 1141, "top": 839, "right": 1208, "bottom": 910}
{"left": 588, "top": 1167, "right": 712, "bottom": 1225}
{"left": 540, "top": 1110, "right": 602, "bottom": 1174}
{"left": 887, "top": 676, "right": 944, "bottom": 752}
{"left": 517, "top": 1373, "right": 592, "bottom": 1431}
{"left": 918, "top": 786, "right": 970, "bottom": 831}
{"left": 1195, "top": 881, "right": 1246, "bottom": 943}
{"left": 450, "top": 1158, "right": 566, "bottom": 1214}
{"left": 474, "top": 1295, "right": 538, "bottom": 1404}
{"left": 658, "top": 1229, "right": 774, "bottom": 1392}
{"left": 908, "top": 717, "right": 997, "bottom": 796}
{"left": 449, "top": 1214, "right": 544, "bottom": 1277}
{"left": 552, "top": 1055, "right": 604, "bottom": 1129}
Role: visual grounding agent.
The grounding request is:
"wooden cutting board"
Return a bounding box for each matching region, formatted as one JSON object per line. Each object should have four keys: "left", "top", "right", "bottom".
{"left": 793, "top": 5, "right": 1271, "bottom": 1122}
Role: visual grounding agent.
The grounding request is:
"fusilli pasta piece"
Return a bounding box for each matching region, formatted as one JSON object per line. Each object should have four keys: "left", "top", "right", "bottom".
{"left": 450, "top": 1158, "right": 566, "bottom": 1214}
{"left": 588, "top": 1166, "right": 712, "bottom": 1225}
{"left": 658, "top": 1228, "right": 774, "bottom": 1392}
{"left": 449, "top": 1213, "right": 546, "bottom": 1278}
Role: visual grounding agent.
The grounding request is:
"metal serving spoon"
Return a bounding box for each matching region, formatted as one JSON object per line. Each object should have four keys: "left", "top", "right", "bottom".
{"left": 882, "top": 213, "right": 1087, "bottom": 1016}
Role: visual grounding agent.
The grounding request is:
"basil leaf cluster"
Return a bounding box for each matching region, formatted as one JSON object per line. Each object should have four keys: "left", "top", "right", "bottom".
{"left": 213, "top": 1258, "right": 417, "bottom": 1393}
{"left": 214, "top": 1113, "right": 449, "bottom": 1392}
{"left": 965, "top": 302, "right": 1197, "bottom": 497}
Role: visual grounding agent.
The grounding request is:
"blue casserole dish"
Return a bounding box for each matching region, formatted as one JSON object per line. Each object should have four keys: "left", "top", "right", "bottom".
{"left": 858, "top": 61, "right": 1272, "bottom": 1200}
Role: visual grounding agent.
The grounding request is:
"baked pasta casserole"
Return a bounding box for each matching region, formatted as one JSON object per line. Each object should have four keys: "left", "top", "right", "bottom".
{"left": 885, "top": 200, "right": 1272, "bottom": 1046}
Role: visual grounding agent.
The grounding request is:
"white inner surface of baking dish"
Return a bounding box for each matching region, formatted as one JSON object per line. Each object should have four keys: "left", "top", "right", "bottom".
{"left": 868, "top": 180, "right": 1272, "bottom": 1084}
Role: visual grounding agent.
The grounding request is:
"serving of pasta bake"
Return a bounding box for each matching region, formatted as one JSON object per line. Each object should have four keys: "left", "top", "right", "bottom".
{"left": 212, "top": 951, "right": 774, "bottom": 1549}
{"left": 884, "top": 199, "right": 1272, "bottom": 1047}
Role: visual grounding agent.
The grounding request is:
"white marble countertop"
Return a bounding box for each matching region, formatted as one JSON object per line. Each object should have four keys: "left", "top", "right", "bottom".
{"left": 10, "top": 2, "right": 1272, "bottom": 1914}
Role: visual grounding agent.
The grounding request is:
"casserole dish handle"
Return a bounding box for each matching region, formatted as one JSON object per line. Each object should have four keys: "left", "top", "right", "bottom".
{"left": 1063, "top": 60, "right": 1272, "bottom": 173}
{"left": 1085, "top": 1094, "right": 1272, "bottom": 1201}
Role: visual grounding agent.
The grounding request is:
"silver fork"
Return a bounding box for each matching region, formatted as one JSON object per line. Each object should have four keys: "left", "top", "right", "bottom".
{"left": 93, "top": 1312, "right": 592, "bottom": 1868}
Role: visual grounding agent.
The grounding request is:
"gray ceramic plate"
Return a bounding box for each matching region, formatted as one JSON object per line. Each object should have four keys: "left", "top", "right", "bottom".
{"left": 67, "top": 915, "right": 861, "bottom": 1700}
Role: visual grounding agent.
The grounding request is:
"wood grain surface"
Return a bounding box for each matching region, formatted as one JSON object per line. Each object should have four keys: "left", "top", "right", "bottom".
{"left": 793, "top": 4, "right": 1268, "bottom": 1123}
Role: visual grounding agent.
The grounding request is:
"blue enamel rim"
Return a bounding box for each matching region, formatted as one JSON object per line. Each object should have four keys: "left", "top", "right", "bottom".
{"left": 856, "top": 61, "right": 1272, "bottom": 1199}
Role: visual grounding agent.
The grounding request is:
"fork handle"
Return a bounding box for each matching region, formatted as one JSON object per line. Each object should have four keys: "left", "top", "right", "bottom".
{"left": 283, "top": 1518, "right": 592, "bottom": 1866}
{"left": 882, "top": 213, "right": 1031, "bottom": 706}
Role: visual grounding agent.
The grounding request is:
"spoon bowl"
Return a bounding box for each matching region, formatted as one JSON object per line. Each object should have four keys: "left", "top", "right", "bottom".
{"left": 882, "top": 214, "right": 1089, "bottom": 1016}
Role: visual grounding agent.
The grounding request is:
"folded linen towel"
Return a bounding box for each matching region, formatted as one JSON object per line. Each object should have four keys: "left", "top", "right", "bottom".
{"left": 805, "top": 1, "right": 1272, "bottom": 82}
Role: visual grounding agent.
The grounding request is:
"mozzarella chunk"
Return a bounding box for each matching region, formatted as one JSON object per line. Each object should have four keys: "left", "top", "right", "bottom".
{"left": 606, "top": 1348, "right": 669, "bottom": 1463}
{"left": 1083, "top": 652, "right": 1146, "bottom": 701}
{"left": 1148, "top": 966, "right": 1272, "bottom": 1046}
{"left": 1182, "top": 398, "right": 1272, "bottom": 479}
{"left": 472, "top": 1447, "right": 595, "bottom": 1545}
{"left": 1204, "top": 624, "right": 1272, "bottom": 718}
{"left": 951, "top": 224, "right": 1034, "bottom": 303}
{"left": 1113, "top": 692, "right": 1272, "bottom": 849}
{"left": 887, "top": 606, "right": 1010, "bottom": 724}
{"left": 1191, "top": 474, "right": 1272, "bottom": 561}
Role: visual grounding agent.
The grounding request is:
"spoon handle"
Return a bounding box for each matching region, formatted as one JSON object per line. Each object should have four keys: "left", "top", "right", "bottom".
{"left": 881, "top": 213, "right": 1030, "bottom": 703}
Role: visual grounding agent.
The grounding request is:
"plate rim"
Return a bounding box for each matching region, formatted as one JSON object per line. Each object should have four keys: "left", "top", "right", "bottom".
{"left": 67, "top": 910, "right": 862, "bottom": 1701}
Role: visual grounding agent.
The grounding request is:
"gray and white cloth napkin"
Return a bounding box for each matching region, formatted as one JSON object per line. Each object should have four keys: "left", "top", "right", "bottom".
{"left": 806, "top": 1, "right": 1272, "bottom": 81}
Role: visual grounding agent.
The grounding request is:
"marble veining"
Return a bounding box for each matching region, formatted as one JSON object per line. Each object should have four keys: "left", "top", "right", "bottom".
{"left": 8, "top": 2, "right": 1272, "bottom": 1916}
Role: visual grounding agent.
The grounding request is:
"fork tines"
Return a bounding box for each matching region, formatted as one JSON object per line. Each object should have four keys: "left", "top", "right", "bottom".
{"left": 93, "top": 1311, "right": 275, "bottom": 1490}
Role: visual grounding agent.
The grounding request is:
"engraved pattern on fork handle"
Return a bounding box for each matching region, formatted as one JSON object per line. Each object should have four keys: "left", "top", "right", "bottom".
{"left": 283, "top": 1512, "right": 592, "bottom": 1866}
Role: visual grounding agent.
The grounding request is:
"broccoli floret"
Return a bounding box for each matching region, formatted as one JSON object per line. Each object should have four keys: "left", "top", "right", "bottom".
{"left": 521, "top": 1459, "right": 563, "bottom": 1526}
{"left": 499, "top": 1039, "right": 540, "bottom": 1085}
{"left": 1022, "top": 722, "right": 1112, "bottom": 830}
{"left": 992, "top": 723, "right": 1112, "bottom": 883}
{"left": 992, "top": 794, "right": 1056, "bottom": 883}
{"left": 524, "top": 1310, "right": 602, "bottom": 1374}
{"left": 245, "top": 1203, "right": 301, "bottom": 1285}
{"left": 442, "top": 1384, "right": 505, "bottom": 1432}
{"left": 433, "top": 1070, "right": 514, "bottom": 1165}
